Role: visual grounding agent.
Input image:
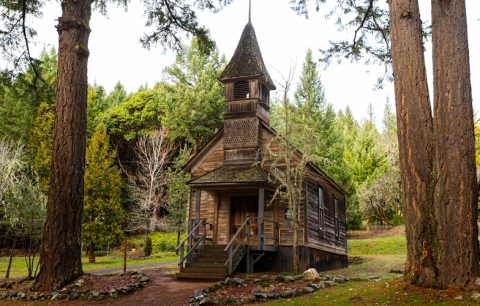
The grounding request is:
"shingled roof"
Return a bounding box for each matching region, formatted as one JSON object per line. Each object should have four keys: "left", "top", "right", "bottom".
{"left": 219, "top": 24, "right": 276, "bottom": 90}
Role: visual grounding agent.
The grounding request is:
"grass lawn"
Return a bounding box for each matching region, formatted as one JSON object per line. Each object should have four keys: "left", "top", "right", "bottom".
{"left": 0, "top": 252, "right": 179, "bottom": 280}
{"left": 347, "top": 236, "right": 407, "bottom": 256}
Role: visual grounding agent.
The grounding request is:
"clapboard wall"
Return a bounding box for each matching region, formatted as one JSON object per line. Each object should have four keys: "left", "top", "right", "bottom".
{"left": 305, "top": 175, "right": 347, "bottom": 255}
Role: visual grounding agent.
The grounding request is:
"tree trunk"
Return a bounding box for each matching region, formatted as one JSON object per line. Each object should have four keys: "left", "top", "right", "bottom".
{"left": 431, "top": 0, "right": 479, "bottom": 287}
{"left": 34, "top": 0, "right": 92, "bottom": 292}
{"left": 292, "top": 220, "right": 299, "bottom": 274}
{"left": 5, "top": 234, "right": 17, "bottom": 279}
{"left": 387, "top": 0, "right": 436, "bottom": 286}
{"left": 89, "top": 242, "right": 95, "bottom": 263}
{"left": 176, "top": 231, "right": 180, "bottom": 255}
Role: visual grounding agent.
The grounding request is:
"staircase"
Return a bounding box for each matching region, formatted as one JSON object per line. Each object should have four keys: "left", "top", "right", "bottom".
{"left": 176, "top": 245, "right": 246, "bottom": 280}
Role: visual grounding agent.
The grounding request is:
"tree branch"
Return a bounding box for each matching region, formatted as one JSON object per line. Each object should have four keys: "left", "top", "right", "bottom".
{"left": 353, "top": 0, "right": 374, "bottom": 49}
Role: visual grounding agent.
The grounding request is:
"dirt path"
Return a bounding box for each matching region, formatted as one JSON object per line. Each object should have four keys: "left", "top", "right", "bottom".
{"left": 79, "top": 268, "right": 215, "bottom": 306}
{"left": 87, "top": 260, "right": 180, "bottom": 275}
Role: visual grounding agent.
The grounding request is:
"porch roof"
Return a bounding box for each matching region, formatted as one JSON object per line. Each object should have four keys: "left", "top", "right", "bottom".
{"left": 187, "top": 165, "right": 269, "bottom": 185}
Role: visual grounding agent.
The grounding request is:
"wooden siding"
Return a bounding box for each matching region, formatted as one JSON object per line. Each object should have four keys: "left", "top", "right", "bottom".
{"left": 192, "top": 140, "right": 224, "bottom": 178}
{"left": 306, "top": 176, "right": 347, "bottom": 254}
{"left": 217, "top": 196, "right": 230, "bottom": 245}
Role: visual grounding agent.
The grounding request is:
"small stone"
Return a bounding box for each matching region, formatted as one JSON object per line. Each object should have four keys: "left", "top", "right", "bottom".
{"left": 229, "top": 295, "right": 235, "bottom": 302}
{"left": 306, "top": 283, "right": 319, "bottom": 290}
{"left": 260, "top": 275, "right": 270, "bottom": 282}
{"left": 140, "top": 276, "right": 149, "bottom": 282}
{"left": 243, "top": 278, "right": 254, "bottom": 285}
{"left": 254, "top": 293, "right": 267, "bottom": 299}
{"left": 324, "top": 281, "right": 339, "bottom": 287}
{"left": 225, "top": 278, "right": 235, "bottom": 286}
{"left": 240, "top": 297, "right": 249, "bottom": 304}
{"left": 32, "top": 292, "right": 39, "bottom": 300}
{"left": 194, "top": 288, "right": 204, "bottom": 297}
{"left": 71, "top": 293, "right": 80, "bottom": 300}
{"left": 51, "top": 293, "right": 60, "bottom": 300}
{"left": 305, "top": 287, "right": 315, "bottom": 294}
{"left": 199, "top": 297, "right": 214, "bottom": 305}
{"left": 275, "top": 275, "right": 285, "bottom": 282}
{"left": 248, "top": 295, "right": 256, "bottom": 302}
{"left": 365, "top": 275, "right": 381, "bottom": 280}
{"left": 292, "top": 275, "right": 303, "bottom": 281}
{"left": 189, "top": 297, "right": 195, "bottom": 303}
{"left": 332, "top": 276, "right": 345, "bottom": 283}
{"left": 234, "top": 278, "right": 243, "bottom": 286}
{"left": 390, "top": 269, "right": 404, "bottom": 274}
{"left": 0, "top": 294, "right": 6, "bottom": 300}
{"left": 280, "top": 291, "right": 293, "bottom": 298}
{"left": 454, "top": 296, "right": 463, "bottom": 301}
{"left": 110, "top": 289, "right": 117, "bottom": 294}
{"left": 284, "top": 276, "right": 295, "bottom": 282}
{"left": 92, "top": 292, "right": 100, "bottom": 297}
{"left": 292, "top": 288, "right": 303, "bottom": 297}
{"left": 303, "top": 268, "right": 319, "bottom": 281}
{"left": 472, "top": 293, "right": 480, "bottom": 300}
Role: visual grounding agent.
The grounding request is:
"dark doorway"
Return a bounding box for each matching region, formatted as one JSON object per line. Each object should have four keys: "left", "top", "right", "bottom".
{"left": 230, "top": 196, "right": 258, "bottom": 245}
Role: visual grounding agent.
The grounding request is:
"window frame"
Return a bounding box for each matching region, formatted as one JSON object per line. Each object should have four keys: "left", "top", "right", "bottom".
{"left": 318, "top": 187, "right": 324, "bottom": 231}
{"left": 334, "top": 198, "right": 339, "bottom": 237}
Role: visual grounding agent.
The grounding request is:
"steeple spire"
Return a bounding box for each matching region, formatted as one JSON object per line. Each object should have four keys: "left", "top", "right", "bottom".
{"left": 247, "top": 0, "right": 252, "bottom": 25}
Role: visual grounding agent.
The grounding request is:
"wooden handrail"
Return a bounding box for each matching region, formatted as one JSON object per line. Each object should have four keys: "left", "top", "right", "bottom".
{"left": 224, "top": 217, "right": 250, "bottom": 251}
{"left": 175, "top": 218, "right": 205, "bottom": 251}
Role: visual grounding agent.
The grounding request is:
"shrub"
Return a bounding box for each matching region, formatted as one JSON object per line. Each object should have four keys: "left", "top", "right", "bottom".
{"left": 144, "top": 237, "right": 153, "bottom": 256}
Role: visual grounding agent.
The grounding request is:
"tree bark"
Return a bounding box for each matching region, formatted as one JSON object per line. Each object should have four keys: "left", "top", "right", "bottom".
{"left": 5, "top": 234, "right": 17, "bottom": 279}
{"left": 431, "top": 0, "right": 479, "bottom": 287}
{"left": 89, "top": 242, "right": 95, "bottom": 263}
{"left": 34, "top": 0, "right": 92, "bottom": 292}
{"left": 387, "top": 0, "right": 436, "bottom": 286}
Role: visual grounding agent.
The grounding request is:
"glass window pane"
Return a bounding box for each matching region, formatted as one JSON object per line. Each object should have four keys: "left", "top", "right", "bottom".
{"left": 319, "top": 188, "right": 323, "bottom": 209}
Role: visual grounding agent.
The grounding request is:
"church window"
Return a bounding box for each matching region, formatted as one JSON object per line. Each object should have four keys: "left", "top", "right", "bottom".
{"left": 234, "top": 81, "right": 250, "bottom": 100}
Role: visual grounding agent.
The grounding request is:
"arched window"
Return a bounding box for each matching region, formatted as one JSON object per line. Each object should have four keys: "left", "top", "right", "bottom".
{"left": 233, "top": 81, "right": 250, "bottom": 100}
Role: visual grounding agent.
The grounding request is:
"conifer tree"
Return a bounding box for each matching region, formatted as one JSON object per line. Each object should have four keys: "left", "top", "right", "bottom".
{"left": 382, "top": 96, "right": 397, "bottom": 136}
{"left": 27, "top": 103, "right": 54, "bottom": 194}
{"left": 83, "top": 123, "right": 124, "bottom": 263}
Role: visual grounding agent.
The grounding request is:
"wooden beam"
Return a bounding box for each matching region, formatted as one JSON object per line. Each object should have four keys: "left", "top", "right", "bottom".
{"left": 195, "top": 188, "right": 202, "bottom": 236}
{"left": 258, "top": 187, "right": 265, "bottom": 249}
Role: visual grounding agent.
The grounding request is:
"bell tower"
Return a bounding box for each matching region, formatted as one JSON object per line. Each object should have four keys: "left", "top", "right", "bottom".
{"left": 218, "top": 3, "right": 276, "bottom": 165}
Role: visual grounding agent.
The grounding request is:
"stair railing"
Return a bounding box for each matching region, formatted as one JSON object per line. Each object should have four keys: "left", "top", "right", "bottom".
{"left": 224, "top": 217, "right": 280, "bottom": 275}
{"left": 224, "top": 217, "right": 251, "bottom": 275}
{"left": 175, "top": 218, "right": 212, "bottom": 268}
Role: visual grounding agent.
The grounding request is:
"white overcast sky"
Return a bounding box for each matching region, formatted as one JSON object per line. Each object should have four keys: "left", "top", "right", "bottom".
{"left": 27, "top": 0, "right": 480, "bottom": 128}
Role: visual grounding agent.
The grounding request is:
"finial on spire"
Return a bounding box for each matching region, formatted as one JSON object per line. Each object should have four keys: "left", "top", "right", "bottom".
{"left": 247, "top": 0, "right": 252, "bottom": 25}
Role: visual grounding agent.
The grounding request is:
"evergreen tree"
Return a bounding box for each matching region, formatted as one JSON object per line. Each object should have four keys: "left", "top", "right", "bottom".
{"left": 27, "top": 103, "right": 54, "bottom": 194}
{"left": 87, "top": 84, "right": 107, "bottom": 139}
{"left": 159, "top": 36, "right": 226, "bottom": 152}
{"left": 0, "top": 48, "right": 57, "bottom": 141}
{"left": 104, "top": 81, "right": 127, "bottom": 108}
{"left": 367, "top": 102, "right": 376, "bottom": 125}
{"left": 382, "top": 96, "right": 397, "bottom": 136}
{"left": 83, "top": 123, "right": 124, "bottom": 263}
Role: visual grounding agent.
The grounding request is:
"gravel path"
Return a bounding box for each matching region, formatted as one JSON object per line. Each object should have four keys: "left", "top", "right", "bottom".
{"left": 87, "top": 260, "right": 180, "bottom": 275}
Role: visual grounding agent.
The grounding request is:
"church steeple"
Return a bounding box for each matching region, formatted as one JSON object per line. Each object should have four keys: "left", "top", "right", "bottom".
{"left": 219, "top": 9, "right": 276, "bottom": 165}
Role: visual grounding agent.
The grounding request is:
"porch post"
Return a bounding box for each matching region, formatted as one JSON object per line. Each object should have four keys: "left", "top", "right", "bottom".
{"left": 258, "top": 187, "right": 264, "bottom": 249}
{"left": 195, "top": 188, "right": 202, "bottom": 237}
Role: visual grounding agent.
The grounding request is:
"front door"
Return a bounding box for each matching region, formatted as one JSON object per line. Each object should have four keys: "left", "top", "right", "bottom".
{"left": 230, "top": 196, "right": 258, "bottom": 245}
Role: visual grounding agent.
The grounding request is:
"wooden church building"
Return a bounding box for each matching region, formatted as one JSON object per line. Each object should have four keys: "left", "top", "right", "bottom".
{"left": 176, "top": 15, "right": 348, "bottom": 280}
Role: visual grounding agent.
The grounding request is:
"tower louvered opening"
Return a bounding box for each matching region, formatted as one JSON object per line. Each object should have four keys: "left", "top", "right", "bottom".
{"left": 260, "top": 83, "right": 269, "bottom": 105}
{"left": 234, "top": 81, "right": 250, "bottom": 100}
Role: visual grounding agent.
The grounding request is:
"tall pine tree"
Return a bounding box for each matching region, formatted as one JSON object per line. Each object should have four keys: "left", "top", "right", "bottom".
{"left": 27, "top": 103, "right": 55, "bottom": 194}
{"left": 382, "top": 96, "right": 397, "bottom": 136}
{"left": 83, "top": 123, "right": 124, "bottom": 263}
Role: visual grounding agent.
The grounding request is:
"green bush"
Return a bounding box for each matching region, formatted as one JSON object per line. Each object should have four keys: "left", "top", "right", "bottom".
{"left": 151, "top": 232, "right": 186, "bottom": 253}
{"left": 144, "top": 237, "right": 153, "bottom": 256}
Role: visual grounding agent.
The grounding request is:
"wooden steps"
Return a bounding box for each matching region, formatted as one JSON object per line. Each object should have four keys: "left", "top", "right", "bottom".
{"left": 176, "top": 245, "right": 246, "bottom": 280}
{"left": 176, "top": 272, "right": 227, "bottom": 280}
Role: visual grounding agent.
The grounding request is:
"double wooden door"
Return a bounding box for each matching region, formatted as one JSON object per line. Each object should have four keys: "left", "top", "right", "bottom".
{"left": 230, "top": 196, "right": 258, "bottom": 245}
